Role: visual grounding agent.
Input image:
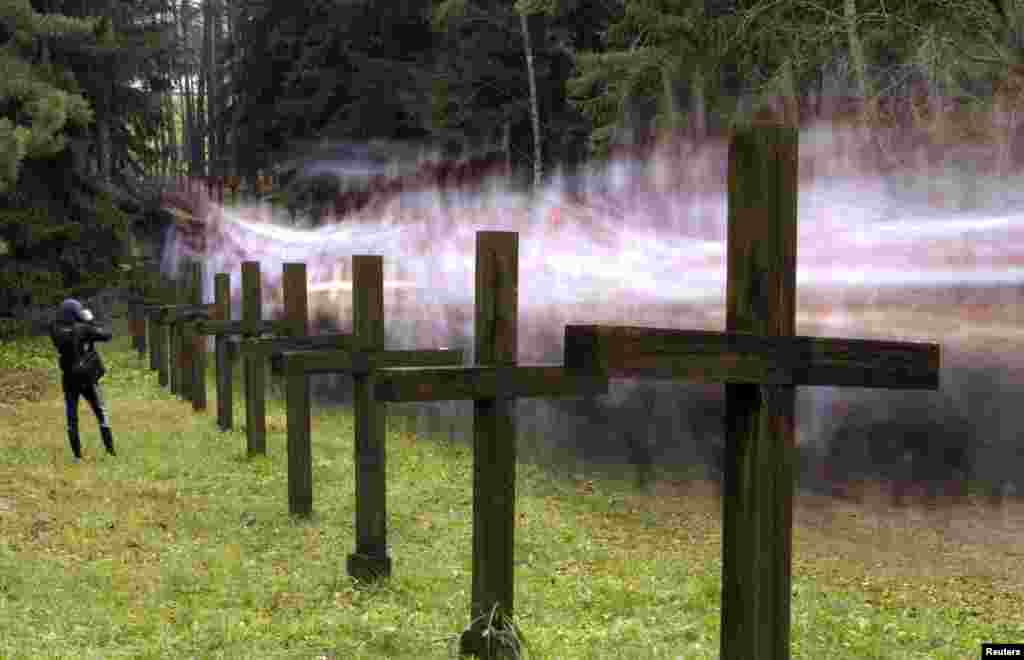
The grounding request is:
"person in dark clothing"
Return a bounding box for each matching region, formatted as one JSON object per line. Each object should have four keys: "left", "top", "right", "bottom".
{"left": 49, "top": 298, "right": 116, "bottom": 461}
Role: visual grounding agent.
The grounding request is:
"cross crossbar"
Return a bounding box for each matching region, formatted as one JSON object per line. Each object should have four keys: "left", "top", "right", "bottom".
{"left": 564, "top": 326, "right": 939, "bottom": 388}
{"left": 144, "top": 261, "right": 205, "bottom": 394}
{"left": 238, "top": 333, "right": 354, "bottom": 359}
{"left": 282, "top": 347, "right": 462, "bottom": 376}
{"left": 375, "top": 364, "right": 608, "bottom": 401}
{"left": 149, "top": 302, "right": 216, "bottom": 322}
{"left": 193, "top": 319, "right": 292, "bottom": 337}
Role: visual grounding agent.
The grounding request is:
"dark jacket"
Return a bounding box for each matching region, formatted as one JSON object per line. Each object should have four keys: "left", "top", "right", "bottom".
{"left": 50, "top": 299, "right": 112, "bottom": 378}
{"left": 50, "top": 320, "right": 112, "bottom": 375}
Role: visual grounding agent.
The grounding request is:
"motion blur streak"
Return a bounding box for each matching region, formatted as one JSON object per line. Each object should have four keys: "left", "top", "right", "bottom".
{"left": 162, "top": 119, "right": 1024, "bottom": 503}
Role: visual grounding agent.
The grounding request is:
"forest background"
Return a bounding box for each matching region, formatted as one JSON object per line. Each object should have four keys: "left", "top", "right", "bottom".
{"left": 1, "top": 0, "right": 1023, "bottom": 319}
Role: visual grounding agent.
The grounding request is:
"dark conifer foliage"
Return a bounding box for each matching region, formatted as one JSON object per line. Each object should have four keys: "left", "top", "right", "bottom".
{"left": 2, "top": 0, "right": 1023, "bottom": 299}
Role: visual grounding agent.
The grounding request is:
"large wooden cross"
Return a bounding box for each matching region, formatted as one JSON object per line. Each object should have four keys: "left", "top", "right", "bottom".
{"left": 188, "top": 261, "right": 305, "bottom": 431}
{"left": 144, "top": 258, "right": 211, "bottom": 393}
{"left": 231, "top": 262, "right": 356, "bottom": 455}
{"left": 177, "top": 261, "right": 294, "bottom": 430}
{"left": 151, "top": 301, "right": 215, "bottom": 397}
{"left": 125, "top": 294, "right": 158, "bottom": 360}
{"left": 564, "top": 124, "right": 940, "bottom": 660}
{"left": 277, "top": 255, "right": 462, "bottom": 583}
{"left": 189, "top": 270, "right": 284, "bottom": 426}
{"left": 373, "top": 232, "right": 609, "bottom": 659}
{"left": 155, "top": 259, "right": 202, "bottom": 398}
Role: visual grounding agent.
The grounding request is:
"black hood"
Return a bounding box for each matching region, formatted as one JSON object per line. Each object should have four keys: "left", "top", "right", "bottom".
{"left": 58, "top": 299, "right": 85, "bottom": 323}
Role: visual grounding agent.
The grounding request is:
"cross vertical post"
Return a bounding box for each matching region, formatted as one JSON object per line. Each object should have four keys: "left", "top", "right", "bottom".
{"left": 348, "top": 255, "right": 391, "bottom": 580}
{"left": 284, "top": 339, "right": 313, "bottom": 515}
{"left": 241, "top": 260, "right": 266, "bottom": 456}
{"left": 147, "top": 304, "right": 159, "bottom": 372}
{"left": 153, "top": 306, "right": 168, "bottom": 386}
{"left": 168, "top": 262, "right": 184, "bottom": 396}
{"left": 213, "top": 273, "right": 232, "bottom": 430}
{"left": 129, "top": 301, "right": 146, "bottom": 359}
{"left": 175, "top": 259, "right": 195, "bottom": 397}
{"left": 469, "top": 231, "right": 518, "bottom": 648}
{"left": 169, "top": 259, "right": 202, "bottom": 400}
{"left": 279, "top": 261, "right": 314, "bottom": 514}
{"left": 721, "top": 124, "right": 798, "bottom": 660}
{"left": 188, "top": 261, "right": 207, "bottom": 411}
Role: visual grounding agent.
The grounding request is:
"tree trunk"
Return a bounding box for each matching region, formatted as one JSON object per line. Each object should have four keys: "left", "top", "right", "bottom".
{"left": 223, "top": 0, "right": 233, "bottom": 177}
{"left": 690, "top": 66, "right": 707, "bottom": 142}
{"left": 778, "top": 59, "right": 800, "bottom": 128}
{"left": 198, "top": 0, "right": 210, "bottom": 176}
{"left": 179, "top": 0, "right": 193, "bottom": 176}
{"left": 166, "top": 94, "right": 179, "bottom": 177}
{"left": 203, "top": 0, "right": 216, "bottom": 177}
{"left": 214, "top": 0, "right": 228, "bottom": 178}
{"left": 661, "top": 66, "right": 679, "bottom": 135}
{"left": 519, "top": 11, "right": 542, "bottom": 190}
{"left": 97, "top": 116, "right": 111, "bottom": 183}
{"left": 183, "top": 72, "right": 193, "bottom": 176}
{"left": 844, "top": 0, "right": 872, "bottom": 119}
{"left": 503, "top": 120, "right": 512, "bottom": 176}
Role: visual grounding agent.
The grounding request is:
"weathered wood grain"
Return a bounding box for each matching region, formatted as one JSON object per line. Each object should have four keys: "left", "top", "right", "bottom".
{"left": 237, "top": 333, "right": 353, "bottom": 359}
{"left": 374, "top": 365, "right": 608, "bottom": 402}
{"left": 213, "top": 273, "right": 233, "bottom": 430}
{"left": 280, "top": 347, "right": 461, "bottom": 375}
{"left": 194, "top": 318, "right": 291, "bottom": 336}
{"left": 241, "top": 261, "right": 265, "bottom": 456}
{"left": 720, "top": 124, "right": 798, "bottom": 660}
{"left": 564, "top": 326, "right": 940, "bottom": 389}
{"left": 465, "top": 231, "right": 518, "bottom": 660}
{"left": 350, "top": 256, "right": 388, "bottom": 581}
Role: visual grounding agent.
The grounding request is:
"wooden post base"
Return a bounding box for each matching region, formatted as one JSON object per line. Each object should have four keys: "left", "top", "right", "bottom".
{"left": 458, "top": 624, "right": 521, "bottom": 660}
{"left": 346, "top": 552, "right": 392, "bottom": 583}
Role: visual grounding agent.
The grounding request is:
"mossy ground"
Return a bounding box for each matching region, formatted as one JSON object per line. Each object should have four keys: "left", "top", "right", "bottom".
{"left": 0, "top": 309, "right": 1021, "bottom": 659}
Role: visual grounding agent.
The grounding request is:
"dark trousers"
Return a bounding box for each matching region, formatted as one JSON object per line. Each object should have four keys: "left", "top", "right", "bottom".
{"left": 62, "top": 373, "right": 110, "bottom": 434}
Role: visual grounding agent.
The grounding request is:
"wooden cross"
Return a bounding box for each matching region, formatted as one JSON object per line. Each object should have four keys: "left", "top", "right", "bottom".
{"left": 190, "top": 264, "right": 298, "bottom": 428}
{"left": 278, "top": 255, "right": 462, "bottom": 584}
{"left": 211, "top": 261, "right": 349, "bottom": 453}
{"left": 373, "top": 232, "right": 609, "bottom": 659}
{"left": 143, "top": 304, "right": 170, "bottom": 376}
{"left": 169, "top": 259, "right": 202, "bottom": 397}
{"left": 163, "top": 259, "right": 308, "bottom": 431}
{"left": 124, "top": 294, "right": 159, "bottom": 360}
{"left": 563, "top": 124, "right": 940, "bottom": 660}
{"left": 234, "top": 262, "right": 359, "bottom": 454}
{"left": 148, "top": 259, "right": 219, "bottom": 401}
{"left": 145, "top": 259, "right": 214, "bottom": 396}
{"left": 136, "top": 259, "right": 177, "bottom": 374}
{"left": 191, "top": 272, "right": 238, "bottom": 422}
{"left": 160, "top": 259, "right": 277, "bottom": 418}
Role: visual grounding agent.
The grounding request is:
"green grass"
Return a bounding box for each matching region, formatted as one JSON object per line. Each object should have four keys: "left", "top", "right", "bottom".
{"left": 0, "top": 308, "right": 1021, "bottom": 659}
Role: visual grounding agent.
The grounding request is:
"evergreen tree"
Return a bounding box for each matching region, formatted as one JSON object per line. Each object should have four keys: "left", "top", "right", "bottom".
{"left": 228, "top": 0, "right": 436, "bottom": 180}
{"left": 0, "top": 0, "right": 98, "bottom": 193}
{"left": 0, "top": 0, "right": 176, "bottom": 300}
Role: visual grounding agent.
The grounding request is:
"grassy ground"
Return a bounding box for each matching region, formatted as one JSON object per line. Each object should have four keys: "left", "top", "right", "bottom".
{"left": 0, "top": 309, "right": 1021, "bottom": 659}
